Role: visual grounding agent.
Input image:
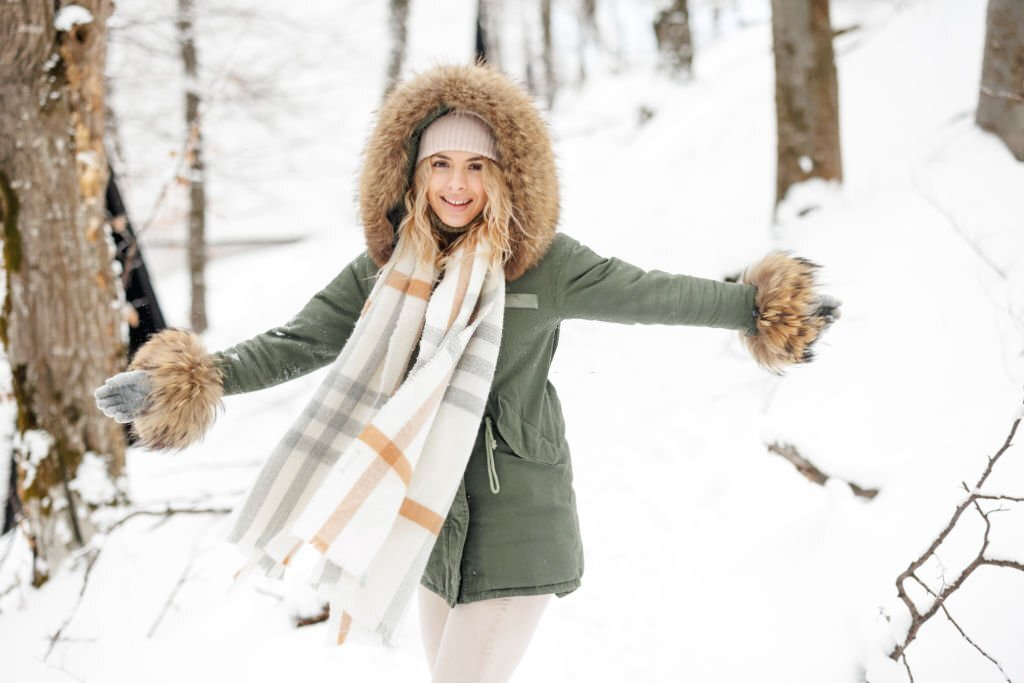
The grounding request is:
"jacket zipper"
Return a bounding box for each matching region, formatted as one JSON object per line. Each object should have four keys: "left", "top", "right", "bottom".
{"left": 484, "top": 416, "right": 500, "bottom": 494}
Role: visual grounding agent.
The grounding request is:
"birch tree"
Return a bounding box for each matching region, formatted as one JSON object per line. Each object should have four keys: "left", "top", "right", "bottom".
{"left": 0, "top": 0, "right": 127, "bottom": 584}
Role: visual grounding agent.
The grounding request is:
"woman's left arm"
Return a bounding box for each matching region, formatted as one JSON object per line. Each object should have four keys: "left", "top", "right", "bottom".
{"left": 554, "top": 235, "right": 840, "bottom": 373}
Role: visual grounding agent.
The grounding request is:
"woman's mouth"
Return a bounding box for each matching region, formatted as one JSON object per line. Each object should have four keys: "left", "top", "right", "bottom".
{"left": 442, "top": 196, "right": 472, "bottom": 210}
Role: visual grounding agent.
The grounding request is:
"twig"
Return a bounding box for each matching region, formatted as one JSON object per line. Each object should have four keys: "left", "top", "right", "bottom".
{"left": 889, "top": 403, "right": 1021, "bottom": 666}
{"left": 147, "top": 548, "right": 197, "bottom": 638}
{"left": 294, "top": 603, "right": 329, "bottom": 628}
{"left": 101, "top": 504, "right": 232, "bottom": 535}
{"left": 44, "top": 548, "right": 100, "bottom": 660}
{"left": 766, "top": 441, "right": 879, "bottom": 499}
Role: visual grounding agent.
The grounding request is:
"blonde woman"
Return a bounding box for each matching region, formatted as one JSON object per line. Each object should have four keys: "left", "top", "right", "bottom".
{"left": 96, "top": 64, "right": 840, "bottom": 682}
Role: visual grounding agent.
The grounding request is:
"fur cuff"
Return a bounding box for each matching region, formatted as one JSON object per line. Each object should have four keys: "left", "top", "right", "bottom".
{"left": 740, "top": 251, "right": 831, "bottom": 375}
{"left": 128, "top": 329, "right": 224, "bottom": 450}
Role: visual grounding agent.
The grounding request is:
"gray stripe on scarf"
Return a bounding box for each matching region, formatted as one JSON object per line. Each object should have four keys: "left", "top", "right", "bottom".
{"left": 455, "top": 352, "right": 495, "bottom": 380}
{"left": 442, "top": 386, "right": 486, "bottom": 415}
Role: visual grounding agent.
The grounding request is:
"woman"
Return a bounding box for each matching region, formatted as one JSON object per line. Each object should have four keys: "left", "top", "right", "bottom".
{"left": 96, "top": 64, "right": 840, "bottom": 682}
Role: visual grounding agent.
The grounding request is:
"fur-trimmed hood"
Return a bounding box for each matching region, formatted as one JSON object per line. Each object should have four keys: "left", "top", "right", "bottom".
{"left": 359, "top": 63, "right": 560, "bottom": 280}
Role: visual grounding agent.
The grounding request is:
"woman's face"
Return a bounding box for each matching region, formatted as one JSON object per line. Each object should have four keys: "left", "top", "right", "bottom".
{"left": 426, "top": 151, "right": 488, "bottom": 229}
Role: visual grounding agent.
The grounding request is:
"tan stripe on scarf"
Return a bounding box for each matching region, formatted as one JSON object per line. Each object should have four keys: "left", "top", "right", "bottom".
{"left": 309, "top": 381, "right": 448, "bottom": 550}
{"left": 399, "top": 497, "right": 444, "bottom": 535}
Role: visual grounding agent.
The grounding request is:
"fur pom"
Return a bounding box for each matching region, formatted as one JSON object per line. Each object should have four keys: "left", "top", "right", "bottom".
{"left": 128, "top": 329, "right": 223, "bottom": 450}
{"left": 741, "top": 251, "right": 831, "bottom": 375}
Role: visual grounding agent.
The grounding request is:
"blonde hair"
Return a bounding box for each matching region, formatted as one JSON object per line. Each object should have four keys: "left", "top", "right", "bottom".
{"left": 397, "top": 157, "right": 522, "bottom": 272}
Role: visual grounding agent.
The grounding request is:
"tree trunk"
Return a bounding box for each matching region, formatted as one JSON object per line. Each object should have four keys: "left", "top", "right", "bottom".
{"left": 654, "top": 0, "right": 694, "bottom": 78}
{"left": 385, "top": 0, "right": 411, "bottom": 96}
{"left": 541, "top": 0, "right": 556, "bottom": 108}
{"left": 177, "top": 0, "right": 207, "bottom": 333}
{"left": 977, "top": 0, "right": 1024, "bottom": 161}
{"left": 770, "top": 0, "right": 843, "bottom": 205}
{"left": 0, "top": 0, "right": 127, "bottom": 585}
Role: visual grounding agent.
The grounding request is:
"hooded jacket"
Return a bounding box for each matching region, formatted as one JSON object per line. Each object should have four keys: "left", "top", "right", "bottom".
{"left": 129, "top": 64, "right": 832, "bottom": 607}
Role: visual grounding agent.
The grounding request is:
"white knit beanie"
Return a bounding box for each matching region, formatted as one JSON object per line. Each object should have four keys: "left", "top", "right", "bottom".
{"left": 416, "top": 111, "right": 499, "bottom": 164}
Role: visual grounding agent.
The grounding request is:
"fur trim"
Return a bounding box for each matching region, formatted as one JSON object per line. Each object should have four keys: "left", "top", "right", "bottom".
{"left": 359, "top": 63, "right": 559, "bottom": 280}
{"left": 740, "top": 251, "right": 830, "bottom": 374}
{"left": 127, "top": 329, "right": 223, "bottom": 450}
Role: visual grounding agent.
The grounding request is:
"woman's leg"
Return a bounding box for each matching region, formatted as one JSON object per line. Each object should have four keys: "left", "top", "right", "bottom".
{"left": 430, "top": 593, "right": 551, "bottom": 683}
{"left": 418, "top": 585, "right": 453, "bottom": 671}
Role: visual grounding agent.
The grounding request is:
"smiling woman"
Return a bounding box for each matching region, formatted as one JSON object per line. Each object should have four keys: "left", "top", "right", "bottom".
{"left": 94, "top": 63, "right": 842, "bottom": 683}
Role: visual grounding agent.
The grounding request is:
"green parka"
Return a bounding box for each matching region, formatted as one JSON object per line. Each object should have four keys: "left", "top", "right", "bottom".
{"left": 122, "top": 65, "right": 831, "bottom": 609}
{"left": 203, "top": 64, "right": 794, "bottom": 608}
{"left": 213, "top": 233, "right": 758, "bottom": 606}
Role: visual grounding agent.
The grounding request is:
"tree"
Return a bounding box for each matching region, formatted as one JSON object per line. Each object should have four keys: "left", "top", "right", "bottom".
{"left": 177, "top": 0, "right": 208, "bottom": 332}
{"left": 386, "top": 0, "right": 411, "bottom": 96}
{"left": 977, "top": 0, "right": 1024, "bottom": 161}
{"left": 0, "top": 0, "right": 127, "bottom": 584}
{"left": 770, "top": 0, "right": 842, "bottom": 205}
{"left": 654, "top": 0, "right": 694, "bottom": 78}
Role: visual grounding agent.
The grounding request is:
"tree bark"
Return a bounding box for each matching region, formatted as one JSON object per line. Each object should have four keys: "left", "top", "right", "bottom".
{"left": 0, "top": 0, "right": 126, "bottom": 584}
{"left": 177, "top": 0, "right": 207, "bottom": 332}
{"left": 977, "top": 0, "right": 1024, "bottom": 161}
{"left": 654, "top": 0, "right": 694, "bottom": 78}
{"left": 540, "top": 0, "right": 557, "bottom": 108}
{"left": 770, "top": 0, "right": 843, "bottom": 205}
{"left": 385, "top": 0, "right": 411, "bottom": 96}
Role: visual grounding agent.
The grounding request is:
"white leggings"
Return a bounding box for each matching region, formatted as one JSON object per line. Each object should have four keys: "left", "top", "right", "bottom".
{"left": 417, "top": 585, "right": 551, "bottom": 683}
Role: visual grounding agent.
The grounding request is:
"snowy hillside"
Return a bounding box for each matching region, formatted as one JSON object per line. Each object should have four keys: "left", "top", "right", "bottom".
{"left": 2, "top": 0, "right": 1023, "bottom": 681}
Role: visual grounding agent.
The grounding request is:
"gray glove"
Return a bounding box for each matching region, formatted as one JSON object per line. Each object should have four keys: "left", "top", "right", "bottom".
{"left": 812, "top": 294, "right": 842, "bottom": 327}
{"left": 94, "top": 370, "right": 153, "bottom": 424}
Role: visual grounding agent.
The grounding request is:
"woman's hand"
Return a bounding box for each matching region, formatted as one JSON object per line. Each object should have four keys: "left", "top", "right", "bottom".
{"left": 94, "top": 370, "right": 153, "bottom": 424}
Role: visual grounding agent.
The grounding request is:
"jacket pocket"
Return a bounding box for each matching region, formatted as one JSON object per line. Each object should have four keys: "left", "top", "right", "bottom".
{"left": 493, "top": 394, "right": 565, "bottom": 465}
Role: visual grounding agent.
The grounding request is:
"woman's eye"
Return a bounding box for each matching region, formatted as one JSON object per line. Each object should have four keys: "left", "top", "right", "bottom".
{"left": 469, "top": 163, "right": 483, "bottom": 171}
{"left": 432, "top": 160, "right": 448, "bottom": 168}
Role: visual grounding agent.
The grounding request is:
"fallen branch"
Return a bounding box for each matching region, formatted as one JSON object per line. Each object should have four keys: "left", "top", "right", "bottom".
{"left": 766, "top": 441, "right": 879, "bottom": 499}
{"left": 889, "top": 401, "right": 1022, "bottom": 681}
{"left": 294, "top": 603, "right": 329, "bottom": 628}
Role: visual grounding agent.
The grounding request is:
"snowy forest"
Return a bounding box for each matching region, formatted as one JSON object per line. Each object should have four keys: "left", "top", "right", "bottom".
{"left": 1, "top": 0, "right": 1023, "bottom": 681}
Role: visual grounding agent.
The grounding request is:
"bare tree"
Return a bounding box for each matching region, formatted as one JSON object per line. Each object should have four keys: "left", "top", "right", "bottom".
{"left": 541, "top": 0, "right": 557, "bottom": 108}
{"left": 770, "top": 0, "right": 842, "bottom": 205}
{"left": 976, "top": 0, "right": 1024, "bottom": 161}
{"left": 0, "top": 0, "right": 127, "bottom": 584}
{"left": 177, "top": 0, "right": 208, "bottom": 333}
{"left": 654, "top": 0, "right": 694, "bottom": 78}
{"left": 386, "top": 0, "right": 411, "bottom": 95}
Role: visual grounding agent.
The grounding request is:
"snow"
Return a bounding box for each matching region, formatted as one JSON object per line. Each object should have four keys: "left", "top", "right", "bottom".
{"left": 3, "top": 0, "right": 1023, "bottom": 681}
{"left": 54, "top": 5, "right": 93, "bottom": 32}
{"left": 69, "top": 453, "right": 118, "bottom": 507}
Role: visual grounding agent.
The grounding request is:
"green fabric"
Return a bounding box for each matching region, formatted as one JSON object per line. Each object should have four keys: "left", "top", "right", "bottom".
{"left": 213, "top": 233, "right": 758, "bottom": 606}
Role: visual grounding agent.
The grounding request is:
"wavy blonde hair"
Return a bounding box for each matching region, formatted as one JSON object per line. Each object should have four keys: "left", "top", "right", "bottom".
{"left": 397, "top": 156, "right": 521, "bottom": 272}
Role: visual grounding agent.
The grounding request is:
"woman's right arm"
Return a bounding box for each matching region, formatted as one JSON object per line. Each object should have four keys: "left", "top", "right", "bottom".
{"left": 213, "top": 251, "right": 377, "bottom": 395}
{"left": 98, "top": 251, "right": 379, "bottom": 450}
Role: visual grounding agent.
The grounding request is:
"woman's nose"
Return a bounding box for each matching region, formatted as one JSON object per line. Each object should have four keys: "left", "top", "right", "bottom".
{"left": 447, "top": 168, "right": 466, "bottom": 191}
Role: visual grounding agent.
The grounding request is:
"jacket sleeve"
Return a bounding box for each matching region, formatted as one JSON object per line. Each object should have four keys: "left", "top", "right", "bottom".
{"left": 211, "top": 251, "right": 378, "bottom": 395}
{"left": 554, "top": 235, "right": 759, "bottom": 334}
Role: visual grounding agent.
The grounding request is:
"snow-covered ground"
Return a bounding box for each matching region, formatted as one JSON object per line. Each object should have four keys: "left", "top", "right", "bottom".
{"left": 3, "top": 0, "right": 1023, "bottom": 681}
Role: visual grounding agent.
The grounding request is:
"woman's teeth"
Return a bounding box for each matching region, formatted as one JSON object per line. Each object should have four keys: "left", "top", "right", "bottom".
{"left": 444, "top": 197, "right": 470, "bottom": 206}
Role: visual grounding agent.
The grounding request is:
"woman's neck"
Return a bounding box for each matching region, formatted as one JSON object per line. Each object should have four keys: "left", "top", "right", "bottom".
{"left": 430, "top": 211, "right": 481, "bottom": 250}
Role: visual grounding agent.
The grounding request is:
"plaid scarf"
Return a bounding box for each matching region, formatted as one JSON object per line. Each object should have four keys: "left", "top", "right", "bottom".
{"left": 224, "top": 234, "right": 505, "bottom": 645}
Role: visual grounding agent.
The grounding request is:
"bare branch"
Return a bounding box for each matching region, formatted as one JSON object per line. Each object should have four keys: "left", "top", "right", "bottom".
{"left": 766, "top": 441, "right": 879, "bottom": 499}
{"left": 889, "top": 403, "right": 1022, "bottom": 664}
